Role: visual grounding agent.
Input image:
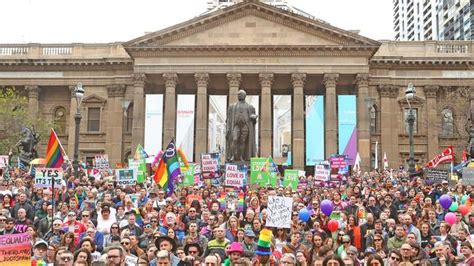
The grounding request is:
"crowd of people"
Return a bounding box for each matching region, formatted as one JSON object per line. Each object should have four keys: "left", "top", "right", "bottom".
{"left": 1, "top": 165, "right": 474, "bottom": 266}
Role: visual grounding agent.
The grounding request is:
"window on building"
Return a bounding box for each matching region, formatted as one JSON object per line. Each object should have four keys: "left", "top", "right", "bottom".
{"left": 87, "top": 107, "right": 101, "bottom": 132}
{"left": 54, "top": 106, "right": 67, "bottom": 134}
{"left": 126, "top": 104, "right": 133, "bottom": 133}
{"left": 370, "top": 105, "right": 377, "bottom": 133}
{"left": 404, "top": 108, "right": 418, "bottom": 134}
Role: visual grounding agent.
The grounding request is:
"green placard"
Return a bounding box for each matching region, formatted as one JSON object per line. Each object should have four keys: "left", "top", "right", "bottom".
{"left": 250, "top": 157, "right": 277, "bottom": 187}
{"left": 283, "top": 169, "right": 300, "bottom": 191}
{"left": 128, "top": 159, "right": 146, "bottom": 183}
{"left": 181, "top": 164, "right": 196, "bottom": 187}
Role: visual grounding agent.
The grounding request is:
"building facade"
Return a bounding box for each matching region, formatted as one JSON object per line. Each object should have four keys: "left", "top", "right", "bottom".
{"left": 0, "top": 0, "right": 473, "bottom": 172}
{"left": 394, "top": 0, "right": 473, "bottom": 41}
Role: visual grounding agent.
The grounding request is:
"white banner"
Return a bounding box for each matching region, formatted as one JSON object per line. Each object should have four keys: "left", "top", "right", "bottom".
{"left": 314, "top": 164, "right": 330, "bottom": 181}
{"left": 35, "top": 168, "right": 63, "bottom": 188}
{"left": 116, "top": 168, "right": 137, "bottom": 186}
{"left": 224, "top": 164, "right": 245, "bottom": 187}
{"left": 0, "top": 155, "right": 9, "bottom": 168}
{"left": 266, "top": 196, "right": 293, "bottom": 229}
{"left": 95, "top": 154, "right": 110, "bottom": 169}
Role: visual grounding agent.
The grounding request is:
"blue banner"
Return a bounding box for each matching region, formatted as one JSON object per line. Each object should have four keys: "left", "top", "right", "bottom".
{"left": 305, "top": 96, "right": 325, "bottom": 166}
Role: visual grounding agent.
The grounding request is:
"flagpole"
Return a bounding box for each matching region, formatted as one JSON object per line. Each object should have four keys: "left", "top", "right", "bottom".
{"left": 52, "top": 128, "right": 71, "bottom": 167}
{"left": 375, "top": 141, "right": 378, "bottom": 170}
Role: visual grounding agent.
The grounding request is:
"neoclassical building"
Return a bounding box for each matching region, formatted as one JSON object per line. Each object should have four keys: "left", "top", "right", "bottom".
{"left": 0, "top": 0, "right": 472, "bottom": 172}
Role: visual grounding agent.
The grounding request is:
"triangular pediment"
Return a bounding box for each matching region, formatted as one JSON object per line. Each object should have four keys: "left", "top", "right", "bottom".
{"left": 83, "top": 94, "right": 107, "bottom": 104}
{"left": 124, "top": 0, "right": 379, "bottom": 52}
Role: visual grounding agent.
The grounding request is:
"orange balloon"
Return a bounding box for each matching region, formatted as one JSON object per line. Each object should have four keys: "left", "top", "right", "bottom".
{"left": 458, "top": 205, "right": 470, "bottom": 216}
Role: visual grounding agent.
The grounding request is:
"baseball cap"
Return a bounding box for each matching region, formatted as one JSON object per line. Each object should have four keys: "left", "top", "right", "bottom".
{"left": 34, "top": 240, "right": 48, "bottom": 248}
{"left": 244, "top": 229, "right": 256, "bottom": 238}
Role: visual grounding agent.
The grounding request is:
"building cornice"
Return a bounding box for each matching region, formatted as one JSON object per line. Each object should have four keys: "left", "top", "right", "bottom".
{"left": 127, "top": 45, "right": 376, "bottom": 58}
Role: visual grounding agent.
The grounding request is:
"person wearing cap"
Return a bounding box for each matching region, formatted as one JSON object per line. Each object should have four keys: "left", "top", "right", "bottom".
{"left": 62, "top": 210, "right": 86, "bottom": 246}
{"left": 155, "top": 235, "right": 180, "bottom": 266}
{"left": 43, "top": 218, "right": 64, "bottom": 246}
{"left": 241, "top": 229, "right": 257, "bottom": 258}
{"left": 31, "top": 239, "right": 48, "bottom": 263}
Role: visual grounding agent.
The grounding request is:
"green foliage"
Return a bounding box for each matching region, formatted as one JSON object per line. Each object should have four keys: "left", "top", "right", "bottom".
{"left": 0, "top": 87, "right": 55, "bottom": 155}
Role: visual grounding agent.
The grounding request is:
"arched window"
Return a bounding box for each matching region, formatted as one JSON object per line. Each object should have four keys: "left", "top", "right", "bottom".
{"left": 54, "top": 106, "right": 67, "bottom": 134}
{"left": 441, "top": 108, "right": 454, "bottom": 136}
{"left": 369, "top": 104, "right": 377, "bottom": 133}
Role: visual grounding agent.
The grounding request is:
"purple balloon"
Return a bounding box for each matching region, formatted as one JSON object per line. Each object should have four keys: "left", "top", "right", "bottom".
{"left": 439, "top": 194, "right": 453, "bottom": 209}
{"left": 320, "top": 199, "right": 334, "bottom": 216}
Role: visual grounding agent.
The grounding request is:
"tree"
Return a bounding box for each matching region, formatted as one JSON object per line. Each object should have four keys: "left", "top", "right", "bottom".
{"left": 0, "top": 87, "right": 55, "bottom": 156}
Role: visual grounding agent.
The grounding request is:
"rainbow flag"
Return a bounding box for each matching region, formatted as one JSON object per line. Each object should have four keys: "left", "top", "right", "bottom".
{"left": 45, "top": 129, "right": 64, "bottom": 168}
{"left": 154, "top": 139, "right": 181, "bottom": 196}
{"left": 154, "top": 157, "right": 168, "bottom": 189}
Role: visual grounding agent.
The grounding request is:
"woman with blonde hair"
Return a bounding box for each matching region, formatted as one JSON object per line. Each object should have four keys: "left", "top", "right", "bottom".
{"left": 225, "top": 215, "right": 240, "bottom": 242}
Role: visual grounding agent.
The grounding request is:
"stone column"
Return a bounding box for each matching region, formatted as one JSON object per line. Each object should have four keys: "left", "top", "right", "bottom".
{"left": 194, "top": 73, "right": 209, "bottom": 163}
{"left": 259, "top": 73, "right": 273, "bottom": 157}
{"left": 324, "top": 73, "right": 339, "bottom": 158}
{"left": 424, "top": 86, "right": 439, "bottom": 160}
{"left": 106, "top": 85, "right": 126, "bottom": 166}
{"left": 355, "top": 74, "right": 370, "bottom": 172}
{"left": 67, "top": 86, "right": 78, "bottom": 158}
{"left": 227, "top": 73, "right": 241, "bottom": 106}
{"left": 131, "top": 74, "right": 146, "bottom": 153}
{"left": 378, "top": 85, "right": 399, "bottom": 169}
{"left": 26, "top": 86, "right": 41, "bottom": 122}
{"left": 291, "top": 73, "right": 306, "bottom": 170}
{"left": 162, "top": 73, "right": 178, "bottom": 148}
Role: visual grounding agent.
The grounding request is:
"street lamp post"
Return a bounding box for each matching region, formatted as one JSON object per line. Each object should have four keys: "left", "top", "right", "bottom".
{"left": 405, "top": 83, "right": 416, "bottom": 173}
{"left": 364, "top": 97, "right": 375, "bottom": 171}
{"left": 73, "top": 83, "right": 85, "bottom": 179}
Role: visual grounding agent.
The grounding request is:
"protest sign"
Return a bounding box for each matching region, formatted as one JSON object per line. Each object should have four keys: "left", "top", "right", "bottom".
{"left": 266, "top": 196, "right": 293, "bottom": 228}
{"left": 330, "top": 155, "right": 347, "bottom": 169}
{"left": 250, "top": 157, "right": 278, "bottom": 187}
{"left": 95, "top": 154, "right": 110, "bottom": 169}
{"left": 128, "top": 159, "right": 146, "bottom": 183}
{"left": 181, "top": 164, "right": 201, "bottom": 187}
{"left": 225, "top": 164, "right": 247, "bottom": 188}
{"left": 0, "top": 156, "right": 8, "bottom": 169}
{"left": 34, "top": 168, "right": 63, "bottom": 188}
{"left": 424, "top": 168, "right": 449, "bottom": 184}
{"left": 283, "top": 169, "right": 304, "bottom": 191}
{"left": 116, "top": 168, "right": 137, "bottom": 186}
{"left": 0, "top": 233, "right": 31, "bottom": 265}
{"left": 463, "top": 167, "right": 474, "bottom": 185}
{"left": 201, "top": 153, "right": 220, "bottom": 178}
{"left": 314, "top": 163, "right": 330, "bottom": 181}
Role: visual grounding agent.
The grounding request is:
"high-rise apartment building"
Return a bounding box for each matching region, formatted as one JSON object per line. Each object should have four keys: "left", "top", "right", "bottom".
{"left": 206, "top": 0, "right": 315, "bottom": 19}
{"left": 393, "top": 0, "right": 473, "bottom": 41}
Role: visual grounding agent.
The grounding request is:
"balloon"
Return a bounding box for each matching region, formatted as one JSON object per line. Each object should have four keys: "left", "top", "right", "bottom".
{"left": 439, "top": 195, "right": 453, "bottom": 209}
{"left": 459, "top": 205, "right": 470, "bottom": 216}
{"left": 449, "top": 202, "right": 459, "bottom": 212}
{"left": 320, "top": 200, "right": 334, "bottom": 216}
{"left": 299, "top": 208, "right": 310, "bottom": 222}
{"left": 327, "top": 219, "right": 339, "bottom": 232}
{"left": 444, "top": 212, "right": 457, "bottom": 225}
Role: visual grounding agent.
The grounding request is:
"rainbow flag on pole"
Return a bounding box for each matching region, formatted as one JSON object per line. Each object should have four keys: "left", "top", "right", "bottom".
{"left": 45, "top": 129, "right": 64, "bottom": 168}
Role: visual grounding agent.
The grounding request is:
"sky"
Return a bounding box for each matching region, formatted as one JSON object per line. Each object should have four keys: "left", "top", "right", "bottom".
{"left": 0, "top": 0, "right": 394, "bottom": 44}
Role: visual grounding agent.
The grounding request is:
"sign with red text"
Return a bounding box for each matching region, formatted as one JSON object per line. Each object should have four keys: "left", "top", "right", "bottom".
{"left": 224, "top": 164, "right": 247, "bottom": 187}
{"left": 0, "top": 233, "right": 31, "bottom": 265}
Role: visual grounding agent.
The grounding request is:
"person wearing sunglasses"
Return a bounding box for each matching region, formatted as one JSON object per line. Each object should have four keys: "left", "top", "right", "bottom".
{"left": 387, "top": 250, "right": 402, "bottom": 266}
{"left": 120, "top": 236, "right": 139, "bottom": 265}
